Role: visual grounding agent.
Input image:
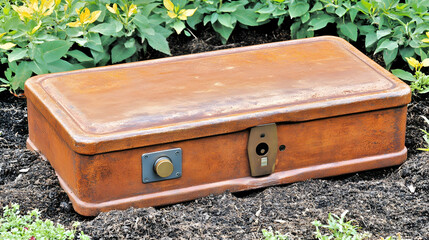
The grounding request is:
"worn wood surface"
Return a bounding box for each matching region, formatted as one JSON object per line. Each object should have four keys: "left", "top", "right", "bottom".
{"left": 26, "top": 36, "right": 410, "bottom": 216}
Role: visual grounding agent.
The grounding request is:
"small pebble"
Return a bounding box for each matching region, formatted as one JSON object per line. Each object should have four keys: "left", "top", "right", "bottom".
{"left": 407, "top": 184, "right": 416, "bottom": 193}
{"left": 60, "top": 201, "right": 71, "bottom": 211}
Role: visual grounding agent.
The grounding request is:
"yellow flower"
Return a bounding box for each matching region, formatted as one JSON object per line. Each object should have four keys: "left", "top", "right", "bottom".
{"left": 31, "top": 21, "right": 42, "bottom": 34}
{"left": 67, "top": 7, "right": 101, "bottom": 28}
{"left": 107, "top": 3, "right": 137, "bottom": 19}
{"left": 12, "top": 0, "right": 56, "bottom": 21}
{"left": 422, "top": 32, "right": 429, "bottom": 43}
{"left": 422, "top": 58, "right": 429, "bottom": 68}
{"left": 0, "top": 32, "right": 16, "bottom": 50}
{"left": 12, "top": 5, "right": 33, "bottom": 21}
{"left": 0, "top": 43, "right": 17, "bottom": 50}
{"left": 406, "top": 57, "right": 423, "bottom": 71}
{"left": 163, "top": 0, "right": 197, "bottom": 20}
{"left": 106, "top": 3, "right": 118, "bottom": 14}
{"left": 128, "top": 4, "right": 137, "bottom": 18}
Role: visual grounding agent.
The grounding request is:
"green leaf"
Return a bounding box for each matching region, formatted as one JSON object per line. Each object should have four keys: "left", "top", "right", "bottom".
{"left": 46, "top": 59, "right": 83, "bottom": 73}
{"left": 8, "top": 48, "right": 28, "bottom": 62}
{"left": 399, "top": 47, "right": 414, "bottom": 60}
{"left": 391, "top": 69, "right": 416, "bottom": 82}
{"left": 415, "top": 47, "right": 428, "bottom": 59}
{"left": 203, "top": 15, "right": 211, "bottom": 26}
{"left": 3, "top": 16, "right": 23, "bottom": 32}
{"left": 212, "top": 21, "right": 234, "bottom": 42}
{"left": 309, "top": 14, "right": 335, "bottom": 31}
{"left": 65, "top": 27, "right": 83, "bottom": 37}
{"left": 171, "top": 21, "right": 186, "bottom": 34}
{"left": 91, "top": 49, "right": 109, "bottom": 65}
{"left": 383, "top": 48, "right": 398, "bottom": 68}
{"left": 11, "top": 62, "right": 32, "bottom": 90}
{"left": 37, "top": 40, "right": 73, "bottom": 63}
{"left": 219, "top": 1, "right": 243, "bottom": 12}
{"left": 273, "top": 8, "right": 287, "bottom": 17}
{"left": 376, "top": 29, "right": 391, "bottom": 39}
{"left": 358, "top": 25, "right": 375, "bottom": 34}
{"left": 141, "top": 3, "right": 160, "bottom": 16}
{"left": 409, "top": 39, "right": 421, "bottom": 49}
{"left": 365, "top": 33, "right": 377, "bottom": 48}
{"left": 125, "top": 38, "right": 136, "bottom": 49}
{"left": 375, "top": 40, "right": 398, "bottom": 54}
{"left": 111, "top": 43, "right": 137, "bottom": 63}
{"left": 290, "top": 21, "right": 301, "bottom": 39}
{"left": 28, "top": 61, "right": 48, "bottom": 75}
{"left": 5, "top": 67, "right": 13, "bottom": 80}
{"left": 70, "top": 37, "right": 88, "bottom": 46}
{"left": 187, "top": 11, "right": 203, "bottom": 29}
{"left": 145, "top": 32, "right": 171, "bottom": 55}
{"left": 232, "top": 7, "right": 259, "bottom": 26}
{"left": 211, "top": 12, "right": 219, "bottom": 24}
{"left": 339, "top": 22, "right": 358, "bottom": 41}
{"left": 309, "top": 2, "right": 323, "bottom": 13}
{"left": 257, "top": 5, "right": 276, "bottom": 14}
{"left": 134, "top": 14, "right": 155, "bottom": 35}
{"left": 301, "top": 12, "right": 310, "bottom": 23}
{"left": 218, "top": 14, "right": 235, "bottom": 28}
{"left": 257, "top": 13, "right": 271, "bottom": 23}
{"left": 289, "top": 2, "right": 310, "bottom": 18}
{"left": 85, "top": 33, "right": 103, "bottom": 52}
{"left": 357, "top": 0, "right": 371, "bottom": 14}
{"left": 90, "top": 21, "right": 123, "bottom": 36}
{"left": 335, "top": 6, "right": 347, "bottom": 17}
{"left": 0, "top": 77, "right": 9, "bottom": 84}
{"left": 67, "top": 50, "right": 93, "bottom": 62}
{"left": 349, "top": 8, "right": 358, "bottom": 22}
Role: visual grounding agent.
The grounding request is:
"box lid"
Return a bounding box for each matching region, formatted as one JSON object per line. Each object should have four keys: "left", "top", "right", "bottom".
{"left": 25, "top": 36, "right": 411, "bottom": 155}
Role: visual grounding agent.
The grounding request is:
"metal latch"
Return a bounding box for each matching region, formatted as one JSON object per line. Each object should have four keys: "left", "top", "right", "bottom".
{"left": 247, "top": 124, "right": 278, "bottom": 177}
{"left": 142, "top": 148, "right": 182, "bottom": 183}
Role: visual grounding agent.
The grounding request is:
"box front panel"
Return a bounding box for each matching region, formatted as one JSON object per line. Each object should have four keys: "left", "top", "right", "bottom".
{"left": 71, "top": 106, "right": 407, "bottom": 212}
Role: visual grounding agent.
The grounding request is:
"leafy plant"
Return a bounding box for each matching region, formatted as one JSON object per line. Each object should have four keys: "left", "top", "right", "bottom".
{"left": 312, "top": 210, "right": 371, "bottom": 240}
{"left": 0, "top": 0, "right": 428, "bottom": 96}
{"left": 262, "top": 228, "right": 290, "bottom": 240}
{"left": 254, "top": 0, "right": 288, "bottom": 26}
{"left": 0, "top": 0, "right": 174, "bottom": 94}
{"left": 188, "top": 0, "right": 259, "bottom": 44}
{"left": 357, "top": 0, "right": 429, "bottom": 69}
{"left": 0, "top": 203, "right": 90, "bottom": 239}
{"left": 392, "top": 32, "right": 429, "bottom": 94}
{"left": 417, "top": 116, "right": 429, "bottom": 151}
{"left": 380, "top": 233, "right": 402, "bottom": 240}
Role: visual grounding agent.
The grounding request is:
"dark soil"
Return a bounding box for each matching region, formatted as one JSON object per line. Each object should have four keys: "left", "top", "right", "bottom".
{"left": 0, "top": 24, "right": 428, "bottom": 239}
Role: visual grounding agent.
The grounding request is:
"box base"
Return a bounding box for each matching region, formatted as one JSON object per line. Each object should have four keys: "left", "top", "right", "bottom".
{"left": 28, "top": 138, "right": 407, "bottom": 216}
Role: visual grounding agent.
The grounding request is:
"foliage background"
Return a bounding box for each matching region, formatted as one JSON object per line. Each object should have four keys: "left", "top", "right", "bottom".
{"left": 0, "top": 0, "right": 428, "bottom": 94}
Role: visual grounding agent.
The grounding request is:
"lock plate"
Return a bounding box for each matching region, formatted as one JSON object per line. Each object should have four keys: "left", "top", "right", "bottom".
{"left": 247, "top": 124, "right": 278, "bottom": 177}
{"left": 142, "top": 148, "right": 182, "bottom": 183}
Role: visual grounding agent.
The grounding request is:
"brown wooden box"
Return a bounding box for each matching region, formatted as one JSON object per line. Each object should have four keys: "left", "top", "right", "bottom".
{"left": 25, "top": 36, "right": 411, "bottom": 216}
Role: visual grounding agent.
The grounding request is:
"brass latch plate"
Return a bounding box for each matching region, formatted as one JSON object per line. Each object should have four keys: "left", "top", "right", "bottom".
{"left": 142, "top": 148, "right": 182, "bottom": 183}
{"left": 247, "top": 124, "right": 278, "bottom": 177}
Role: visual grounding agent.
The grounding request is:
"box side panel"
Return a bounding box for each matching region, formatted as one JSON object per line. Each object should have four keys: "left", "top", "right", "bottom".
{"left": 68, "top": 106, "right": 407, "bottom": 215}
{"left": 27, "top": 99, "right": 82, "bottom": 197}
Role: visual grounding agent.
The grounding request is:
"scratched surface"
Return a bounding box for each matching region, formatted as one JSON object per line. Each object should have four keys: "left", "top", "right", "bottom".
{"left": 37, "top": 39, "right": 394, "bottom": 135}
